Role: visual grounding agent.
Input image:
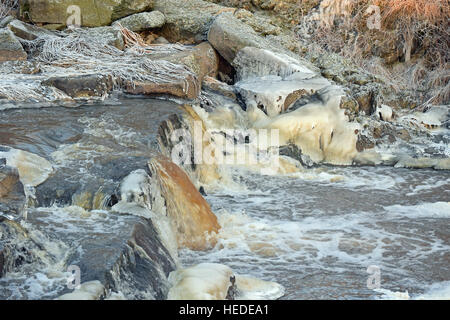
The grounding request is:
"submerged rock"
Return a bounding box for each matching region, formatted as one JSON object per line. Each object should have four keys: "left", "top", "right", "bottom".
{"left": 112, "top": 11, "right": 165, "bottom": 32}
{"left": 21, "top": 0, "right": 154, "bottom": 27}
{"left": 0, "top": 29, "right": 27, "bottom": 62}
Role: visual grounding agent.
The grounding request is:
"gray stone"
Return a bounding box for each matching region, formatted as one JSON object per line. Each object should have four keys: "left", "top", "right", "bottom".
{"left": 42, "top": 74, "right": 114, "bottom": 99}
{"left": 0, "top": 28, "right": 27, "bottom": 62}
{"left": 113, "top": 11, "right": 165, "bottom": 32}
{"left": 154, "top": 0, "right": 226, "bottom": 43}
{"left": 7, "top": 19, "right": 54, "bottom": 40}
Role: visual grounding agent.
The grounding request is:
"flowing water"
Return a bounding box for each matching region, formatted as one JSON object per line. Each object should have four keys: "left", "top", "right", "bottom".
{"left": 1, "top": 98, "right": 449, "bottom": 300}
{"left": 180, "top": 166, "right": 450, "bottom": 299}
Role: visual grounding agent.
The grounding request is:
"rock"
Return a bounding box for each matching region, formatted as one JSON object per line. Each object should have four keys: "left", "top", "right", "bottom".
{"left": 235, "top": 74, "right": 330, "bottom": 116}
{"left": 0, "top": 146, "right": 53, "bottom": 187}
{"left": 153, "top": 36, "right": 169, "bottom": 44}
{"left": 42, "top": 74, "right": 114, "bottom": 99}
{"left": 0, "top": 16, "right": 14, "bottom": 28}
{"left": 208, "top": 12, "right": 266, "bottom": 64}
{"left": 154, "top": 0, "right": 225, "bottom": 43}
{"left": 0, "top": 218, "right": 35, "bottom": 279}
{"left": 1, "top": 207, "right": 176, "bottom": 299}
{"left": 279, "top": 144, "right": 315, "bottom": 167}
{"left": 149, "top": 156, "right": 220, "bottom": 250}
{"left": 167, "top": 263, "right": 234, "bottom": 300}
{"left": 21, "top": 0, "right": 154, "bottom": 27}
{"left": 83, "top": 26, "right": 125, "bottom": 50}
{"left": 233, "top": 47, "right": 318, "bottom": 81}
{"left": 125, "top": 73, "right": 199, "bottom": 99}
{"left": 7, "top": 19, "right": 54, "bottom": 40}
{"left": 0, "top": 29, "right": 27, "bottom": 62}
{"left": 356, "top": 134, "right": 375, "bottom": 152}
{"left": 202, "top": 76, "right": 236, "bottom": 100}
{"left": 233, "top": 8, "right": 281, "bottom": 36}
{"left": 0, "top": 165, "right": 26, "bottom": 217}
{"left": 354, "top": 88, "right": 376, "bottom": 115}
{"left": 125, "top": 42, "right": 218, "bottom": 99}
{"left": 375, "top": 104, "right": 393, "bottom": 122}
{"left": 112, "top": 11, "right": 165, "bottom": 32}
{"left": 163, "top": 42, "right": 219, "bottom": 83}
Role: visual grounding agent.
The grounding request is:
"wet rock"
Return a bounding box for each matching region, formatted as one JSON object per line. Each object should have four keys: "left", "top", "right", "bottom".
{"left": 0, "top": 146, "right": 53, "bottom": 187}
{"left": 354, "top": 88, "right": 376, "bottom": 115}
{"left": 356, "top": 135, "right": 375, "bottom": 152}
{"left": 0, "top": 165, "right": 26, "bottom": 218}
{"left": 202, "top": 76, "right": 236, "bottom": 100}
{"left": 7, "top": 19, "right": 54, "bottom": 40}
{"left": 279, "top": 144, "right": 315, "bottom": 167}
{"left": 0, "top": 29, "right": 27, "bottom": 62}
{"left": 42, "top": 74, "right": 114, "bottom": 99}
{"left": 149, "top": 156, "right": 220, "bottom": 250}
{"left": 112, "top": 11, "right": 165, "bottom": 32}
{"left": 235, "top": 74, "right": 330, "bottom": 116}
{"left": 0, "top": 218, "right": 35, "bottom": 278}
{"left": 20, "top": 208, "right": 176, "bottom": 299}
{"left": 35, "top": 156, "right": 150, "bottom": 209}
{"left": 154, "top": 0, "right": 225, "bottom": 43}
{"left": 375, "top": 104, "right": 393, "bottom": 122}
{"left": 21, "top": 0, "right": 154, "bottom": 27}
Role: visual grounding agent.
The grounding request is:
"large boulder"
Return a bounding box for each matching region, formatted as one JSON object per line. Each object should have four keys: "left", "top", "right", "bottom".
{"left": 112, "top": 10, "right": 165, "bottom": 32}
{"left": 126, "top": 42, "right": 219, "bottom": 99}
{"left": 153, "top": 0, "right": 226, "bottom": 43}
{"left": 0, "top": 29, "right": 27, "bottom": 62}
{"left": 20, "top": 0, "right": 154, "bottom": 27}
{"left": 163, "top": 42, "right": 219, "bottom": 82}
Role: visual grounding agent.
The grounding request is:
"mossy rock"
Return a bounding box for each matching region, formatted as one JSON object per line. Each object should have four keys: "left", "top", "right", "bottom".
{"left": 20, "top": 0, "right": 154, "bottom": 27}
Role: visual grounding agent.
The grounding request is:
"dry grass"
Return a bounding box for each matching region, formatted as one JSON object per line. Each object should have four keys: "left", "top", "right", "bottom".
{"left": 0, "top": 0, "right": 18, "bottom": 19}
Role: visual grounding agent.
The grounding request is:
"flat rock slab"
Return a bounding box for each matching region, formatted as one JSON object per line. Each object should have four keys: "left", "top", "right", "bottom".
{"left": 0, "top": 29, "right": 27, "bottom": 62}
{"left": 42, "top": 74, "right": 114, "bottom": 99}
{"left": 7, "top": 19, "right": 55, "bottom": 41}
{"left": 125, "top": 73, "right": 199, "bottom": 99}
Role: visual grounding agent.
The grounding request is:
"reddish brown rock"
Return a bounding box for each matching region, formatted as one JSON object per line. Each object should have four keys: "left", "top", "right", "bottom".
{"left": 149, "top": 156, "right": 220, "bottom": 250}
